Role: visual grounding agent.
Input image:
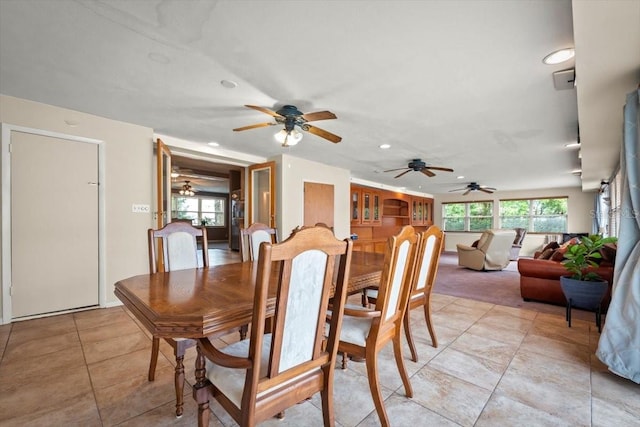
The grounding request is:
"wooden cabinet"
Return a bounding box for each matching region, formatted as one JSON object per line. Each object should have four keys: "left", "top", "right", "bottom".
{"left": 411, "top": 196, "right": 434, "bottom": 226}
{"left": 351, "top": 188, "right": 360, "bottom": 225}
{"left": 351, "top": 185, "right": 381, "bottom": 226}
{"left": 350, "top": 185, "right": 432, "bottom": 253}
{"left": 382, "top": 197, "right": 409, "bottom": 218}
{"left": 353, "top": 238, "right": 386, "bottom": 253}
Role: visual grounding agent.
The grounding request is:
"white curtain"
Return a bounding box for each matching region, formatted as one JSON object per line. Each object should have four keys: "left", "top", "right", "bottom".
{"left": 596, "top": 89, "right": 640, "bottom": 383}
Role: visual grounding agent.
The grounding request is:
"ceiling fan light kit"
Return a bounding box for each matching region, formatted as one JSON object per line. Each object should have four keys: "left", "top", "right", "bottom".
{"left": 179, "top": 180, "right": 195, "bottom": 196}
{"left": 233, "top": 104, "right": 342, "bottom": 145}
{"left": 274, "top": 128, "right": 303, "bottom": 146}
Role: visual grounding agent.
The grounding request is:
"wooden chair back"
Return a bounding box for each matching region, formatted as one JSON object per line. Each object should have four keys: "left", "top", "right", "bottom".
{"left": 410, "top": 226, "right": 444, "bottom": 300}
{"left": 371, "top": 225, "right": 419, "bottom": 328}
{"left": 146, "top": 220, "right": 209, "bottom": 417}
{"left": 197, "top": 225, "right": 353, "bottom": 426}
{"left": 240, "top": 222, "right": 278, "bottom": 261}
{"left": 336, "top": 225, "right": 418, "bottom": 426}
{"left": 403, "top": 225, "right": 444, "bottom": 356}
{"left": 148, "top": 221, "right": 209, "bottom": 273}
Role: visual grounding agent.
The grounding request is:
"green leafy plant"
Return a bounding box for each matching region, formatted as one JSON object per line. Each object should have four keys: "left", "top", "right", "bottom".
{"left": 561, "top": 234, "right": 618, "bottom": 281}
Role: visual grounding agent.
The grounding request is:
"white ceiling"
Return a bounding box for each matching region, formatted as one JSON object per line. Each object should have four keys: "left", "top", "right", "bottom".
{"left": 1, "top": 1, "right": 638, "bottom": 195}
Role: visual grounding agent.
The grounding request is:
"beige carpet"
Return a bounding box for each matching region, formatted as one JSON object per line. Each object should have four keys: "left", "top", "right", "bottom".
{"left": 433, "top": 251, "right": 595, "bottom": 321}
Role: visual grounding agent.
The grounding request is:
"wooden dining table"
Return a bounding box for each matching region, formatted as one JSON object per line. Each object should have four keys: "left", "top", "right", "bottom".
{"left": 114, "top": 250, "right": 384, "bottom": 340}
{"left": 114, "top": 250, "right": 383, "bottom": 424}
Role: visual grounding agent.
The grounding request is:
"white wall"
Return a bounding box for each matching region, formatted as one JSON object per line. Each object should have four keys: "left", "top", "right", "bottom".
{"left": 274, "top": 154, "right": 351, "bottom": 240}
{"left": 434, "top": 187, "right": 597, "bottom": 252}
{"left": 0, "top": 95, "right": 154, "bottom": 320}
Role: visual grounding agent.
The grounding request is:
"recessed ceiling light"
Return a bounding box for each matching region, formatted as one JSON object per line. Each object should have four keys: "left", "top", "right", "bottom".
{"left": 457, "top": 175, "right": 465, "bottom": 179}
{"left": 379, "top": 144, "right": 391, "bottom": 149}
{"left": 64, "top": 119, "right": 78, "bottom": 127}
{"left": 208, "top": 142, "right": 220, "bottom": 147}
{"left": 571, "top": 169, "right": 582, "bottom": 176}
{"left": 220, "top": 80, "right": 238, "bottom": 89}
{"left": 543, "top": 48, "right": 575, "bottom": 65}
{"left": 564, "top": 142, "right": 580, "bottom": 148}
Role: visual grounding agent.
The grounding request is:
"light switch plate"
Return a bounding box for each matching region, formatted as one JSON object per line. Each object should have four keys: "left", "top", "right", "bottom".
{"left": 132, "top": 204, "right": 150, "bottom": 213}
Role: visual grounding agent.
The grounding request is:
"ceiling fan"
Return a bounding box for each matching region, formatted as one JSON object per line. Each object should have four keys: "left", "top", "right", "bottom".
{"left": 449, "top": 182, "right": 497, "bottom": 195}
{"left": 384, "top": 158, "right": 454, "bottom": 178}
{"left": 233, "top": 104, "right": 342, "bottom": 146}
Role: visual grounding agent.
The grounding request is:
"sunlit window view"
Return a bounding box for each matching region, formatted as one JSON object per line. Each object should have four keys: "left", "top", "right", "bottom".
{"left": 500, "top": 198, "right": 568, "bottom": 232}
{"left": 172, "top": 196, "right": 226, "bottom": 226}
{"left": 443, "top": 202, "right": 493, "bottom": 231}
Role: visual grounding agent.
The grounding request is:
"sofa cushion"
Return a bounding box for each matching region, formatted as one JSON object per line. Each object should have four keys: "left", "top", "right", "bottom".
{"left": 600, "top": 243, "right": 617, "bottom": 263}
{"left": 537, "top": 248, "right": 555, "bottom": 260}
{"left": 550, "top": 248, "right": 567, "bottom": 262}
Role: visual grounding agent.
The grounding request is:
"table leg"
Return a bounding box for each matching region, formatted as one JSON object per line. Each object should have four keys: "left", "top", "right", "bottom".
{"left": 174, "top": 354, "right": 184, "bottom": 417}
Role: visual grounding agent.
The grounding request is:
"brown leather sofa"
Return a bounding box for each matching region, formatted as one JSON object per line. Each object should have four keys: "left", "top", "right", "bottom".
{"left": 517, "top": 258, "right": 614, "bottom": 309}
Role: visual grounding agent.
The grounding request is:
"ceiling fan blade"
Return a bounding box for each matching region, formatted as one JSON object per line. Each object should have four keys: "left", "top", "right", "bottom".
{"left": 425, "top": 166, "right": 454, "bottom": 172}
{"left": 479, "top": 188, "right": 494, "bottom": 194}
{"left": 383, "top": 167, "right": 410, "bottom": 173}
{"left": 304, "top": 124, "right": 342, "bottom": 143}
{"left": 394, "top": 170, "right": 412, "bottom": 179}
{"left": 448, "top": 188, "right": 465, "bottom": 192}
{"left": 244, "top": 105, "right": 282, "bottom": 118}
{"left": 300, "top": 111, "right": 337, "bottom": 122}
{"left": 233, "top": 122, "right": 276, "bottom": 131}
{"left": 480, "top": 186, "right": 497, "bottom": 191}
{"left": 463, "top": 189, "right": 472, "bottom": 196}
{"left": 421, "top": 169, "right": 436, "bottom": 177}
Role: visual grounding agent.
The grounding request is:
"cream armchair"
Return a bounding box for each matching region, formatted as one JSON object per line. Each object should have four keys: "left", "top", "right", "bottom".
{"left": 457, "top": 229, "right": 516, "bottom": 271}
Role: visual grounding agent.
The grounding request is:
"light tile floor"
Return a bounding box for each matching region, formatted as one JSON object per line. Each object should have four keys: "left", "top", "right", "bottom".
{"left": 1, "top": 273, "right": 639, "bottom": 426}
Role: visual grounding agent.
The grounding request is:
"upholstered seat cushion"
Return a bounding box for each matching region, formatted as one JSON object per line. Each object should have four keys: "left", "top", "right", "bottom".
{"left": 364, "top": 288, "right": 421, "bottom": 302}
{"left": 339, "top": 305, "right": 374, "bottom": 347}
{"left": 205, "top": 334, "right": 273, "bottom": 407}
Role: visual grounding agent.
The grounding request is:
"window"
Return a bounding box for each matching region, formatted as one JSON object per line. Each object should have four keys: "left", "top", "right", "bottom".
{"left": 443, "top": 201, "right": 493, "bottom": 231}
{"left": 608, "top": 169, "right": 622, "bottom": 237}
{"left": 172, "top": 195, "right": 226, "bottom": 226}
{"left": 499, "top": 197, "right": 567, "bottom": 232}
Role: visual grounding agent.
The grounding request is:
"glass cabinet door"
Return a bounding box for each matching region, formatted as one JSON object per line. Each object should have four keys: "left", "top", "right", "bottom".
{"left": 351, "top": 190, "right": 360, "bottom": 222}
{"left": 363, "top": 192, "right": 371, "bottom": 221}
{"left": 373, "top": 194, "right": 380, "bottom": 222}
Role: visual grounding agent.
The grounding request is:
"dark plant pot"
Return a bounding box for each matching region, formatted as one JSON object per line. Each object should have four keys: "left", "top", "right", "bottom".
{"left": 560, "top": 276, "right": 608, "bottom": 310}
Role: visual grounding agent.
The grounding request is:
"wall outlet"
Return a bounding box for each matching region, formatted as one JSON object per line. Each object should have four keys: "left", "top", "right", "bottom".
{"left": 132, "top": 204, "right": 150, "bottom": 213}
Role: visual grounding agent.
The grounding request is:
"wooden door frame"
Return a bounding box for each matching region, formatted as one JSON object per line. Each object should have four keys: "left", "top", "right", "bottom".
{"left": 1, "top": 124, "right": 105, "bottom": 324}
{"left": 248, "top": 161, "right": 276, "bottom": 228}
{"left": 156, "top": 138, "right": 172, "bottom": 229}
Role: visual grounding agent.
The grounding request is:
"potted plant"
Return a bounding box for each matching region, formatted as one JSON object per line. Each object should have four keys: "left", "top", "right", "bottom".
{"left": 560, "top": 234, "right": 617, "bottom": 330}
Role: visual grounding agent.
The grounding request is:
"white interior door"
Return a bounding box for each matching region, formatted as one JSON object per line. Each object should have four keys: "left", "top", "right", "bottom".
{"left": 11, "top": 131, "right": 99, "bottom": 318}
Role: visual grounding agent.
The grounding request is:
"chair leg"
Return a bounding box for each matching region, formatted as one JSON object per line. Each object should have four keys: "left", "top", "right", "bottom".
{"left": 403, "top": 309, "right": 418, "bottom": 362}
{"left": 194, "top": 344, "right": 210, "bottom": 427}
{"left": 341, "top": 351, "right": 348, "bottom": 369}
{"left": 174, "top": 353, "right": 185, "bottom": 417}
{"left": 392, "top": 334, "right": 413, "bottom": 398}
{"left": 320, "top": 365, "right": 335, "bottom": 427}
{"left": 148, "top": 337, "right": 160, "bottom": 381}
{"left": 365, "top": 350, "right": 390, "bottom": 427}
{"left": 423, "top": 301, "right": 438, "bottom": 348}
